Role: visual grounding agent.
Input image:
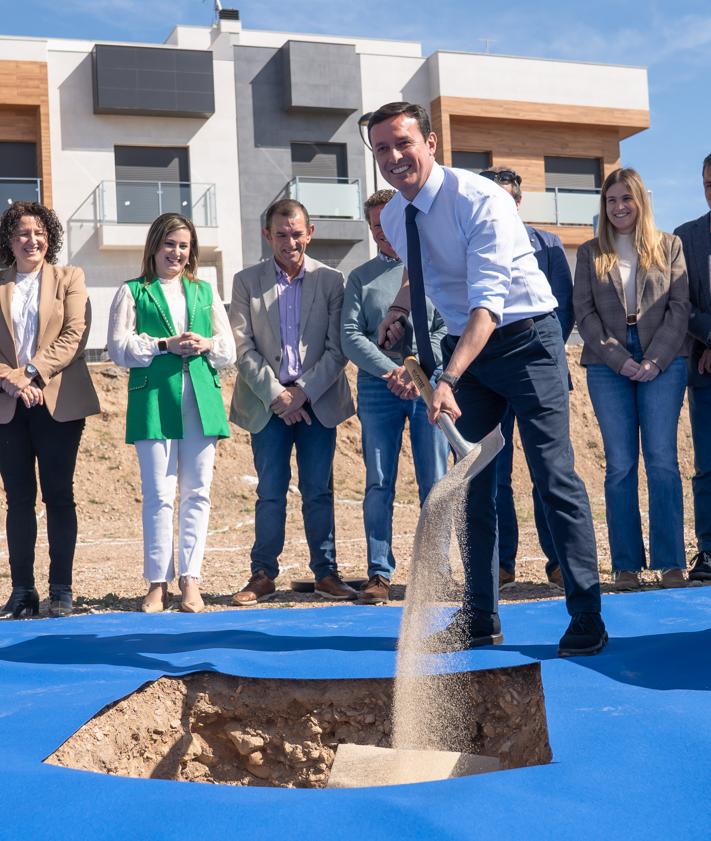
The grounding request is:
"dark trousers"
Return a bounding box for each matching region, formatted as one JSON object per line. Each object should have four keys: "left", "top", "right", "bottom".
{"left": 496, "top": 406, "right": 559, "bottom": 575}
{"left": 250, "top": 407, "right": 337, "bottom": 580}
{"left": 443, "top": 313, "right": 600, "bottom": 617}
{"left": 687, "top": 385, "right": 711, "bottom": 552}
{"left": 0, "top": 402, "right": 85, "bottom": 589}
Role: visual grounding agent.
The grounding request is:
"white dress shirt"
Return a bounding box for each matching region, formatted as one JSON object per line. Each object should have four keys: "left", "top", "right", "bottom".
{"left": 11, "top": 268, "right": 41, "bottom": 367}
{"left": 107, "top": 277, "right": 236, "bottom": 370}
{"left": 380, "top": 162, "right": 558, "bottom": 335}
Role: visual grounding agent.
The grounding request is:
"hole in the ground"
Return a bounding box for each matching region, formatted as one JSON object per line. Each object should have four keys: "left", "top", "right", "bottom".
{"left": 46, "top": 666, "right": 552, "bottom": 788}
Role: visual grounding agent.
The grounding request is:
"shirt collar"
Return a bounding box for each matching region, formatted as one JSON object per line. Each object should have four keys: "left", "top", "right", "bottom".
{"left": 409, "top": 161, "right": 445, "bottom": 215}
{"left": 274, "top": 258, "right": 305, "bottom": 284}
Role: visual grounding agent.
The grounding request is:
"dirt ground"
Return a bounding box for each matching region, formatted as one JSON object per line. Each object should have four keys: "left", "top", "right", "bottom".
{"left": 0, "top": 347, "right": 703, "bottom": 613}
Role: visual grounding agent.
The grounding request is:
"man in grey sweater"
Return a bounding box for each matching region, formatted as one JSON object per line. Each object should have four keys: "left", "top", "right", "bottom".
{"left": 341, "top": 189, "right": 449, "bottom": 603}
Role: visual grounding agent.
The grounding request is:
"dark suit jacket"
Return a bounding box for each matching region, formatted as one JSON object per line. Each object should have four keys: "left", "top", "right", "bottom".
{"left": 526, "top": 226, "right": 574, "bottom": 341}
{"left": 674, "top": 212, "right": 711, "bottom": 388}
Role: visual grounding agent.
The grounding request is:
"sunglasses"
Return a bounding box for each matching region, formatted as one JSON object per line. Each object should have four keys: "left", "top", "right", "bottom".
{"left": 480, "top": 169, "right": 522, "bottom": 185}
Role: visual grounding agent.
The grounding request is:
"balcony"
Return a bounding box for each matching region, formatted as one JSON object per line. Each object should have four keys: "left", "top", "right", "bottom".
{"left": 0, "top": 178, "right": 42, "bottom": 209}
{"left": 286, "top": 177, "right": 365, "bottom": 243}
{"left": 92, "top": 180, "right": 218, "bottom": 250}
{"left": 520, "top": 188, "right": 600, "bottom": 227}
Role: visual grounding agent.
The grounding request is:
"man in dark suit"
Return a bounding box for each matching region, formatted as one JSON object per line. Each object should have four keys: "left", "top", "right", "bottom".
{"left": 675, "top": 152, "right": 711, "bottom": 582}
{"left": 479, "top": 167, "right": 573, "bottom": 590}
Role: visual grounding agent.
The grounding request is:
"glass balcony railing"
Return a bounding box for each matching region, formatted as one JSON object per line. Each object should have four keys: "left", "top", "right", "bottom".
{"left": 520, "top": 188, "right": 600, "bottom": 227}
{"left": 287, "top": 177, "right": 363, "bottom": 220}
{"left": 0, "top": 178, "right": 42, "bottom": 209}
{"left": 97, "top": 181, "right": 217, "bottom": 227}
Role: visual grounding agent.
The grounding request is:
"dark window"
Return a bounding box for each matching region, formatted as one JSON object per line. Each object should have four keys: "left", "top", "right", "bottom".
{"left": 291, "top": 143, "right": 347, "bottom": 179}
{"left": 544, "top": 157, "right": 601, "bottom": 191}
{"left": 451, "top": 151, "right": 491, "bottom": 173}
{"left": 0, "top": 142, "right": 39, "bottom": 207}
{"left": 92, "top": 44, "right": 214, "bottom": 118}
{"left": 114, "top": 146, "right": 190, "bottom": 224}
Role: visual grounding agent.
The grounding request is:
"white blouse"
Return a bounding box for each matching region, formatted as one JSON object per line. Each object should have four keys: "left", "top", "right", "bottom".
{"left": 11, "top": 268, "right": 41, "bottom": 367}
{"left": 107, "top": 277, "right": 236, "bottom": 370}
{"left": 615, "top": 233, "right": 639, "bottom": 317}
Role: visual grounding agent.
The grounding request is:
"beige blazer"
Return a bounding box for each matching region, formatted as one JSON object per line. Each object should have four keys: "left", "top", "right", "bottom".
{"left": 229, "top": 255, "right": 354, "bottom": 433}
{"left": 0, "top": 264, "right": 100, "bottom": 423}
{"left": 573, "top": 232, "right": 691, "bottom": 373}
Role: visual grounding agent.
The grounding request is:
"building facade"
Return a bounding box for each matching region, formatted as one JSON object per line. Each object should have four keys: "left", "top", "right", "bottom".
{"left": 0, "top": 11, "right": 649, "bottom": 351}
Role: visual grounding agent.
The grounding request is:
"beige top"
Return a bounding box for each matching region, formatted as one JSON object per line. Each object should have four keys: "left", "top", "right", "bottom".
{"left": 615, "top": 233, "right": 638, "bottom": 317}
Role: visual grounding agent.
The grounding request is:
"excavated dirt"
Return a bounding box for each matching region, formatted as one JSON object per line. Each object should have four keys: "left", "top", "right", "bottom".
{"left": 46, "top": 666, "right": 550, "bottom": 787}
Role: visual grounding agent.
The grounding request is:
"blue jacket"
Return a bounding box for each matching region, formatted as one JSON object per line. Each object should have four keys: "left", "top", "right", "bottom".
{"left": 526, "top": 225, "right": 574, "bottom": 342}
{"left": 674, "top": 211, "right": 711, "bottom": 388}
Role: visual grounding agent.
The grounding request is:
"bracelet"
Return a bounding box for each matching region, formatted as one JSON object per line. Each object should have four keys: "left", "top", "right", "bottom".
{"left": 388, "top": 305, "right": 410, "bottom": 316}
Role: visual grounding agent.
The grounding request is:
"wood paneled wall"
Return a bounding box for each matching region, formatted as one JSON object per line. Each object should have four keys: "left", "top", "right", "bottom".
{"left": 0, "top": 61, "right": 52, "bottom": 207}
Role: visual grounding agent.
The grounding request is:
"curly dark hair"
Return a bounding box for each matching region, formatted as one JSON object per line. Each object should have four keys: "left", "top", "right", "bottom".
{"left": 0, "top": 201, "right": 64, "bottom": 267}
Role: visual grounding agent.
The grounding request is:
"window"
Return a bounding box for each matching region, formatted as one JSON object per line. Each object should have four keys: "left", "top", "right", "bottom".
{"left": 544, "top": 157, "right": 601, "bottom": 191}
{"left": 291, "top": 143, "right": 347, "bottom": 180}
{"left": 451, "top": 151, "right": 491, "bottom": 173}
{"left": 114, "top": 146, "right": 190, "bottom": 223}
{"left": 0, "top": 142, "right": 39, "bottom": 207}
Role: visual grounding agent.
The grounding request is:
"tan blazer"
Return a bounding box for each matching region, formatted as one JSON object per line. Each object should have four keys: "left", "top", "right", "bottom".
{"left": 573, "top": 232, "right": 691, "bottom": 373}
{"left": 229, "top": 255, "right": 354, "bottom": 433}
{"left": 0, "top": 264, "right": 100, "bottom": 423}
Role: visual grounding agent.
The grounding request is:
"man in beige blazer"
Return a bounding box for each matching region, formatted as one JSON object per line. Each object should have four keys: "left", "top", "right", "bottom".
{"left": 229, "top": 198, "right": 356, "bottom": 604}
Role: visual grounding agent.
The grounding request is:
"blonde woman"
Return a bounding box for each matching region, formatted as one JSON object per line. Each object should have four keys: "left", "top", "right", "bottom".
{"left": 108, "top": 214, "right": 235, "bottom": 612}
{"left": 573, "top": 168, "right": 690, "bottom": 590}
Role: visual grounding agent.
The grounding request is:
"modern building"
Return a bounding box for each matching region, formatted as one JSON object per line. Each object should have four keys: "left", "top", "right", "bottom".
{"left": 0, "top": 9, "right": 649, "bottom": 352}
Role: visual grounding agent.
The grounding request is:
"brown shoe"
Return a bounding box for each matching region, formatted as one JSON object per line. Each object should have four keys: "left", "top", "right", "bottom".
{"left": 499, "top": 567, "right": 515, "bottom": 589}
{"left": 358, "top": 575, "right": 391, "bottom": 604}
{"left": 232, "top": 570, "right": 276, "bottom": 606}
{"left": 314, "top": 573, "right": 358, "bottom": 601}
{"left": 546, "top": 566, "right": 564, "bottom": 588}
{"left": 613, "top": 570, "right": 641, "bottom": 591}
{"left": 660, "top": 568, "right": 686, "bottom": 589}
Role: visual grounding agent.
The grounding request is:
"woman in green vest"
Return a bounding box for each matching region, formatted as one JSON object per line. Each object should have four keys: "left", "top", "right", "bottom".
{"left": 107, "top": 214, "right": 235, "bottom": 613}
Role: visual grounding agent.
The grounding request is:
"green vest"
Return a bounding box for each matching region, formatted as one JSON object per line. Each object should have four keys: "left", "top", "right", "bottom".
{"left": 124, "top": 276, "right": 230, "bottom": 443}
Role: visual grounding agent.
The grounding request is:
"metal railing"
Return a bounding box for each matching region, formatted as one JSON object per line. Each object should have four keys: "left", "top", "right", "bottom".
{"left": 96, "top": 180, "right": 217, "bottom": 227}
{"left": 0, "top": 178, "right": 42, "bottom": 208}
{"left": 287, "top": 176, "right": 363, "bottom": 220}
{"left": 520, "top": 187, "right": 600, "bottom": 226}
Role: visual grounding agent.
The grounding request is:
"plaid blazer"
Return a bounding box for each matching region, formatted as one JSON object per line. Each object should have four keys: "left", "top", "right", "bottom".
{"left": 573, "top": 232, "right": 690, "bottom": 373}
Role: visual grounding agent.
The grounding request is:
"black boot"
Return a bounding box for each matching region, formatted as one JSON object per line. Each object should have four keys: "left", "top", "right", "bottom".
{"left": 49, "top": 585, "right": 73, "bottom": 618}
{"left": 0, "top": 587, "right": 40, "bottom": 620}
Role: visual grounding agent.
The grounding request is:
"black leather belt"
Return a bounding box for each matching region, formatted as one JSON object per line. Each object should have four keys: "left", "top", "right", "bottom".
{"left": 626, "top": 314, "right": 638, "bottom": 326}
{"left": 493, "top": 312, "right": 550, "bottom": 340}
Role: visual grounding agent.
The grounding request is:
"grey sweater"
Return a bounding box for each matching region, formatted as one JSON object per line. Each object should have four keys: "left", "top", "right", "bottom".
{"left": 341, "top": 255, "right": 446, "bottom": 378}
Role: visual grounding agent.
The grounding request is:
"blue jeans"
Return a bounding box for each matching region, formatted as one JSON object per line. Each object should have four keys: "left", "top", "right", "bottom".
{"left": 250, "top": 408, "right": 337, "bottom": 580}
{"left": 586, "top": 327, "right": 687, "bottom": 571}
{"left": 443, "top": 312, "right": 600, "bottom": 617}
{"left": 689, "top": 385, "right": 711, "bottom": 552}
{"left": 358, "top": 371, "right": 449, "bottom": 579}
{"left": 496, "top": 406, "right": 559, "bottom": 575}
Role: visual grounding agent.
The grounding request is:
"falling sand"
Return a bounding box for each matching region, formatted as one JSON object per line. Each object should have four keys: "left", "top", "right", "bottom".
{"left": 392, "top": 426, "right": 505, "bottom": 755}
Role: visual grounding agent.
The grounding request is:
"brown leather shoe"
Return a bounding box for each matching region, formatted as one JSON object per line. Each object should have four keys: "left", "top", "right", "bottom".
{"left": 232, "top": 570, "right": 276, "bottom": 606}
{"left": 660, "top": 568, "right": 686, "bottom": 589}
{"left": 613, "top": 570, "right": 641, "bottom": 591}
{"left": 546, "top": 566, "right": 564, "bottom": 588}
{"left": 314, "top": 573, "right": 358, "bottom": 601}
{"left": 499, "top": 567, "right": 515, "bottom": 589}
{"left": 358, "top": 575, "right": 391, "bottom": 604}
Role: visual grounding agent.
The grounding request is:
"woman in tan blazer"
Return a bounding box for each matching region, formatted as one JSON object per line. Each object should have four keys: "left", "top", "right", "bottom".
{"left": 0, "top": 201, "right": 99, "bottom": 619}
{"left": 573, "top": 168, "right": 690, "bottom": 591}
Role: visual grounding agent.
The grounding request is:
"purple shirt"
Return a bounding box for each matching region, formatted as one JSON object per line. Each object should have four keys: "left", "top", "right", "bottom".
{"left": 275, "top": 259, "right": 304, "bottom": 384}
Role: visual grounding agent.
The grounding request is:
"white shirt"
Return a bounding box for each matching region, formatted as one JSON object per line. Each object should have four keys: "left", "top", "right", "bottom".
{"left": 614, "top": 233, "right": 638, "bottom": 317}
{"left": 11, "top": 268, "right": 41, "bottom": 367}
{"left": 107, "top": 277, "right": 236, "bottom": 370}
{"left": 380, "top": 162, "right": 557, "bottom": 335}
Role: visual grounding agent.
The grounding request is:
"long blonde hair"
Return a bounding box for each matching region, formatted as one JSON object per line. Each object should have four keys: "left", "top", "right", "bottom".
{"left": 594, "top": 168, "right": 664, "bottom": 277}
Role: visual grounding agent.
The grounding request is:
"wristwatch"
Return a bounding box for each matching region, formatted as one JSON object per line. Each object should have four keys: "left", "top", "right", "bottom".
{"left": 25, "top": 363, "right": 38, "bottom": 380}
{"left": 158, "top": 339, "right": 168, "bottom": 353}
{"left": 438, "top": 371, "right": 460, "bottom": 390}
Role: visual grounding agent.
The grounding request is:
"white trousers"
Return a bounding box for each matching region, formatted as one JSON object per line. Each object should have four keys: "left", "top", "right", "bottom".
{"left": 135, "top": 386, "right": 217, "bottom": 582}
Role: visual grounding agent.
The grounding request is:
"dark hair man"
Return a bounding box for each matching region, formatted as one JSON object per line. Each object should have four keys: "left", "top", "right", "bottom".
{"left": 368, "top": 102, "right": 605, "bottom": 657}
{"left": 674, "top": 153, "right": 711, "bottom": 582}
{"left": 479, "top": 167, "right": 574, "bottom": 590}
{"left": 229, "top": 198, "right": 357, "bottom": 604}
{"left": 341, "top": 189, "right": 449, "bottom": 604}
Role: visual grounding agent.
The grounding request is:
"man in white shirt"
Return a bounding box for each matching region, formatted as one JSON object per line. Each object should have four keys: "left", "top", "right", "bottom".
{"left": 370, "top": 102, "right": 605, "bottom": 657}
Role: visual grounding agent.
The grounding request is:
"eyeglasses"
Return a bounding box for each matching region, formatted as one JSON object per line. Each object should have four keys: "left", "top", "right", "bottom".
{"left": 480, "top": 169, "right": 522, "bottom": 186}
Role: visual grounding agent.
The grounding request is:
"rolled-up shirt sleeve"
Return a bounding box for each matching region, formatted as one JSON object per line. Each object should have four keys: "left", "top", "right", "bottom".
{"left": 463, "top": 192, "right": 514, "bottom": 324}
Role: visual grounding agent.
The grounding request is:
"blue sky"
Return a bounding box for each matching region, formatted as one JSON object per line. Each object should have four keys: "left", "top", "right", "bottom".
{"left": 4, "top": 0, "right": 710, "bottom": 230}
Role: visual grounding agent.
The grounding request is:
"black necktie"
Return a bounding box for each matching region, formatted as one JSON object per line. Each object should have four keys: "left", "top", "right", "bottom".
{"left": 405, "top": 203, "right": 436, "bottom": 377}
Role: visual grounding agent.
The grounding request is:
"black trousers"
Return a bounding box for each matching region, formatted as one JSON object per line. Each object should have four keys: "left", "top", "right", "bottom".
{"left": 0, "top": 402, "right": 85, "bottom": 589}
